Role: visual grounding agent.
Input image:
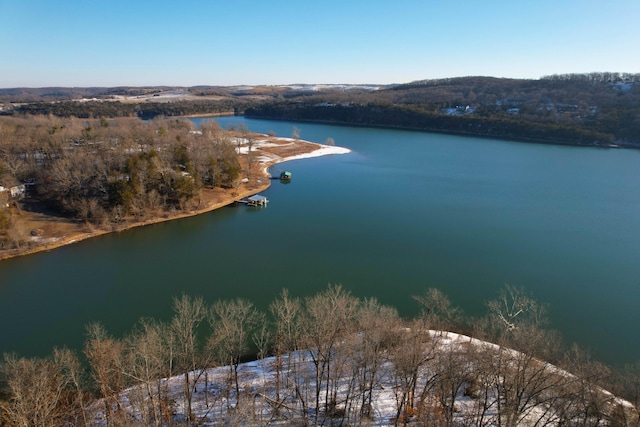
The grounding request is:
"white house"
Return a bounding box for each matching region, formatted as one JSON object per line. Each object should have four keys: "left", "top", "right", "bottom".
{"left": 10, "top": 184, "right": 26, "bottom": 198}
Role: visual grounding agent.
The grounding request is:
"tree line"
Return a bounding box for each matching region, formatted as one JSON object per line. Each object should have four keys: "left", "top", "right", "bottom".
{"left": 244, "top": 74, "right": 640, "bottom": 146}
{"left": 0, "top": 115, "right": 242, "bottom": 249}
{"left": 2, "top": 285, "right": 639, "bottom": 426}
{"left": 4, "top": 100, "right": 250, "bottom": 120}
{"left": 3, "top": 74, "right": 639, "bottom": 146}
{"left": 245, "top": 102, "right": 616, "bottom": 147}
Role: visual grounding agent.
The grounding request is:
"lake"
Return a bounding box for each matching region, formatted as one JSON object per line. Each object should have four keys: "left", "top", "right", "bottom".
{"left": 1, "top": 117, "right": 639, "bottom": 366}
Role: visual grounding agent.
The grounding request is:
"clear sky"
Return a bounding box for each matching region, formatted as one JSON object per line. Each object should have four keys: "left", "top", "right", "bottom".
{"left": 1, "top": 0, "right": 638, "bottom": 88}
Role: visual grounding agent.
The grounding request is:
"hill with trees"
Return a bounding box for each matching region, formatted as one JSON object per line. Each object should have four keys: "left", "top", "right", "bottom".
{"left": 0, "top": 116, "right": 242, "bottom": 247}
{"left": 1, "top": 285, "right": 639, "bottom": 426}
{"left": 3, "top": 73, "right": 638, "bottom": 147}
{"left": 245, "top": 74, "right": 640, "bottom": 148}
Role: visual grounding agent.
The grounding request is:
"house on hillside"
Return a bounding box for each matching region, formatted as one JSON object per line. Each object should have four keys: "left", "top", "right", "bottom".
{"left": 10, "top": 184, "right": 26, "bottom": 198}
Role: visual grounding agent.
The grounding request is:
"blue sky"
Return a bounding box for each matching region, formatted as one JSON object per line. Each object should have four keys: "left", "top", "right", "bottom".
{"left": 1, "top": 0, "right": 638, "bottom": 88}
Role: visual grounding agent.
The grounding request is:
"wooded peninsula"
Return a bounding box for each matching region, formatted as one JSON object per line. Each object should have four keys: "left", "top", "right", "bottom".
{"left": 0, "top": 115, "right": 330, "bottom": 259}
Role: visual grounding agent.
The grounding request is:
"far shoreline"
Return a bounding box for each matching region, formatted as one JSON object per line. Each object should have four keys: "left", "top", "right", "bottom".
{"left": 244, "top": 114, "right": 639, "bottom": 150}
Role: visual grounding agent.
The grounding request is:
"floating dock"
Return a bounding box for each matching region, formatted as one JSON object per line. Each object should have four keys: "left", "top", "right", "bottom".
{"left": 280, "top": 171, "right": 292, "bottom": 180}
{"left": 238, "top": 194, "right": 269, "bottom": 207}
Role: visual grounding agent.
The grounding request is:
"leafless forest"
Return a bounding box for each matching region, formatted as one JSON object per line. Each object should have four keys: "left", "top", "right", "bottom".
{"left": 0, "top": 115, "right": 243, "bottom": 250}
{"left": 2, "top": 285, "right": 640, "bottom": 426}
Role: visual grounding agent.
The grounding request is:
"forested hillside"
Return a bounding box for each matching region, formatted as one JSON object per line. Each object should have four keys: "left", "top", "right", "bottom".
{"left": 1, "top": 285, "right": 639, "bottom": 426}
{"left": 245, "top": 74, "right": 640, "bottom": 147}
{"left": 3, "top": 73, "right": 638, "bottom": 147}
{"left": 0, "top": 116, "right": 242, "bottom": 250}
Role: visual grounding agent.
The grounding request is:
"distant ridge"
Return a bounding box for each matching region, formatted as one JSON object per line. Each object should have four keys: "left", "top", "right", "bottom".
{"left": 2, "top": 73, "right": 639, "bottom": 146}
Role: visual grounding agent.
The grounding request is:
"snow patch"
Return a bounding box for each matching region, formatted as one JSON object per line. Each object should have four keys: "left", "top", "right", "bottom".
{"left": 90, "top": 330, "right": 634, "bottom": 426}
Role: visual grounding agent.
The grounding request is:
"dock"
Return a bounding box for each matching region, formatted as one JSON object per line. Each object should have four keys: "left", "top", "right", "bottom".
{"left": 280, "top": 171, "right": 292, "bottom": 180}
{"left": 270, "top": 171, "right": 292, "bottom": 180}
{"left": 238, "top": 194, "right": 269, "bottom": 207}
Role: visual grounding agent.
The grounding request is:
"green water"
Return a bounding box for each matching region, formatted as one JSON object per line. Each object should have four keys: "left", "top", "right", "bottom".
{"left": 1, "top": 117, "right": 639, "bottom": 366}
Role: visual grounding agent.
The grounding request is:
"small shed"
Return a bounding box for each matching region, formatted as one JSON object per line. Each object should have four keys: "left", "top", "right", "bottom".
{"left": 246, "top": 194, "right": 269, "bottom": 207}
{"left": 280, "top": 171, "right": 292, "bottom": 181}
{"left": 10, "top": 184, "right": 26, "bottom": 198}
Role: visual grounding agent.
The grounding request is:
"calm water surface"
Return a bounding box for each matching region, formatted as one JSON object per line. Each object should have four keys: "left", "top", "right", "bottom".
{"left": 1, "top": 117, "right": 639, "bottom": 366}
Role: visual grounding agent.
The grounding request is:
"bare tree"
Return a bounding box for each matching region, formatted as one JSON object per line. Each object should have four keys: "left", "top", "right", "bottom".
{"left": 413, "top": 288, "right": 462, "bottom": 332}
{"left": 84, "top": 323, "right": 126, "bottom": 426}
{"left": 52, "top": 347, "right": 89, "bottom": 426}
{"left": 465, "top": 342, "right": 500, "bottom": 426}
{"left": 245, "top": 134, "right": 256, "bottom": 181}
{"left": 486, "top": 284, "right": 545, "bottom": 336}
{"left": 475, "top": 286, "right": 571, "bottom": 427}
{"left": 491, "top": 329, "right": 568, "bottom": 427}
{"left": 0, "top": 352, "right": 75, "bottom": 427}
{"left": 269, "top": 289, "right": 305, "bottom": 421}
{"left": 351, "top": 298, "right": 399, "bottom": 421}
{"left": 171, "top": 294, "right": 208, "bottom": 424}
{"left": 390, "top": 318, "right": 440, "bottom": 426}
{"left": 6, "top": 214, "right": 30, "bottom": 249}
{"left": 292, "top": 126, "right": 300, "bottom": 141}
{"left": 0, "top": 147, "right": 25, "bottom": 182}
{"left": 123, "top": 318, "right": 171, "bottom": 426}
{"left": 235, "top": 123, "right": 249, "bottom": 154}
{"left": 560, "top": 345, "right": 621, "bottom": 426}
{"left": 301, "top": 284, "right": 359, "bottom": 423}
{"left": 209, "top": 298, "right": 263, "bottom": 407}
{"left": 433, "top": 341, "right": 475, "bottom": 426}
{"left": 619, "top": 360, "right": 640, "bottom": 426}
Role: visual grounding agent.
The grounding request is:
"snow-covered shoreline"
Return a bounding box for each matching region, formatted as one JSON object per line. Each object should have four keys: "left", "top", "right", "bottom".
{"left": 279, "top": 143, "right": 351, "bottom": 162}
{"left": 232, "top": 133, "right": 351, "bottom": 178}
{"left": 234, "top": 134, "right": 351, "bottom": 166}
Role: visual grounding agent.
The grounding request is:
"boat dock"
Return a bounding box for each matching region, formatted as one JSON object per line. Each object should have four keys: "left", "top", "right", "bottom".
{"left": 238, "top": 194, "right": 269, "bottom": 207}
{"left": 270, "top": 171, "right": 292, "bottom": 180}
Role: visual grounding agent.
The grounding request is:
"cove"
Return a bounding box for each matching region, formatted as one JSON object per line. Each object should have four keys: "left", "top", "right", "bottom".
{"left": 1, "top": 117, "right": 639, "bottom": 367}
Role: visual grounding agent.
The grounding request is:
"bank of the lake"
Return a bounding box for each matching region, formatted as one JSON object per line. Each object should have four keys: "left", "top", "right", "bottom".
{"left": 244, "top": 103, "right": 638, "bottom": 149}
{"left": 1, "top": 117, "right": 638, "bottom": 368}
{"left": 246, "top": 115, "right": 638, "bottom": 149}
{"left": 0, "top": 132, "right": 346, "bottom": 262}
{"left": 0, "top": 184, "right": 268, "bottom": 262}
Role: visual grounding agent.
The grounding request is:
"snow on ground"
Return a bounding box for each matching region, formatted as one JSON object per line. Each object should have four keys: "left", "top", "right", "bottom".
{"left": 279, "top": 144, "right": 351, "bottom": 162}
{"left": 91, "top": 350, "right": 400, "bottom": 426}
{"left": 90, "top": 330, "right": 634, "bottom": 426}
{"left": 234, "top": 135, "right": 351, "bottom": 176}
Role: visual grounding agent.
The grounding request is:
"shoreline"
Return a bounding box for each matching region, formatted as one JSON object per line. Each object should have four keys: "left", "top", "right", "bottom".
{"left": 0, "top": 135, "right": 350, "bottom": 262}
{"left": 0, "top": 182, "right": 271, "bottom": 262}
{"left": 245, "top": 114, "right": 639, "bottom": 150}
